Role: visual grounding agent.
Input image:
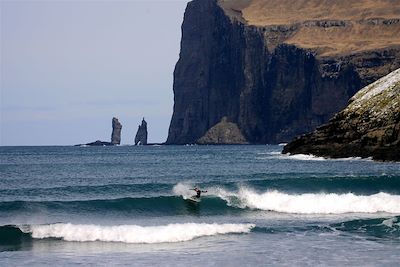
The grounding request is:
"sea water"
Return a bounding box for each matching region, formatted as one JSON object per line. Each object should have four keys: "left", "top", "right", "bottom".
{"left": 0, "top": 145, "right": 399, "bottom": 266}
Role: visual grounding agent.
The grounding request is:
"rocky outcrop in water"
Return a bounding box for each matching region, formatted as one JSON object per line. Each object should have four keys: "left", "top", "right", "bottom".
{"left": 166, "top": 0, "right": 400, "bottom": 144}
{"left": 111, "top": 117, "right": 122, "bottom": 145}
{"left": 135, "top": 118, "right": 148, "bottom": 145}
{"left": 283, "top": 68, "right": 400, "bottom": 161}
{"left": 82, "top": 140, "right": 113, "bottom": 146}
{"left": 76, "top": 117, "right": 122, "bottom": 146}
{"left": 197, "top": 117, "right": 248, "bottom": 144}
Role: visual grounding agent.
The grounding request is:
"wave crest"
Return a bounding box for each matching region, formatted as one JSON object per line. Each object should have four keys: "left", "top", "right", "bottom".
{"left": 21, "top": 223, "right": 254, "bottom": 243}
{"left": 215, "top": 188, "right": 400, "bottom": 214}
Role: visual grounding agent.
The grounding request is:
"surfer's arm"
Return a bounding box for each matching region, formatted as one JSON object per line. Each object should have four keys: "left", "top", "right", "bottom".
{"left": 202, "top": 190, "right": 207, "bottom": 193}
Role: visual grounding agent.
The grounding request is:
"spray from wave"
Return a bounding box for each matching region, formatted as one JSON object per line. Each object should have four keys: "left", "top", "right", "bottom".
{"left": 20, "top": 223, "right": 254, "bottom": 243}
{"left": 173, "top": 182, "right": 197, "bottom": 200}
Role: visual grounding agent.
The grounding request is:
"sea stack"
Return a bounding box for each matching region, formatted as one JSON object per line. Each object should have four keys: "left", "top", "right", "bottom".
{"left": 283, "top": 68, "right": 400, "bottom": 161}
{"left": 135, "top": 118, "right": 148, "bottom": 145}
{"left": 111, "top": 117, "right": 122, "bottom": 145}
{"left": 166, "top": 0, "right": 400, "bottom": 144}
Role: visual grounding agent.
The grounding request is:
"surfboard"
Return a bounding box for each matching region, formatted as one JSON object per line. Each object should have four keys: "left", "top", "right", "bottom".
{"left": 186, "top": 195, "right": 200, "bottom": 203}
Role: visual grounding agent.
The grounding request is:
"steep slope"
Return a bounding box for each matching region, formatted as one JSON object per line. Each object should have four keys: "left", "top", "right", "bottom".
{"left": 167, "top": 0, "right": 400, "bottom": 144}
{"left": 283, "top": 68, "right": 400, "bottom": 161}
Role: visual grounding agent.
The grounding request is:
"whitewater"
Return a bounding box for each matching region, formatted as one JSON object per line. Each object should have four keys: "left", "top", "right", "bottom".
{"left": 174, "top": 183, "right": 400, "bottom": 214}
{"left": 1, "top": 145, "right": 399, "bottom": 266}
{"left": 21, "top": 223, "right": 254, "bottom": 243}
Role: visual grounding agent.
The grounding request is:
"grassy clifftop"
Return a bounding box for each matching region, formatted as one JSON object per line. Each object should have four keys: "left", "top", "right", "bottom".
{"left": 219, "top": 0, "right": 400, "bottom": 56}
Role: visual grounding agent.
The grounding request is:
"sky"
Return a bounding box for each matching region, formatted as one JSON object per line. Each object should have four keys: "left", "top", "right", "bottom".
{"left": 0, "top": 0, "right": 190, "bottom": 145}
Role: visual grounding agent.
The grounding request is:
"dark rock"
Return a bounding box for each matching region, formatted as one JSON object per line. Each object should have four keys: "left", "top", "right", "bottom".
{"left": 303, "top": 20, "right": 349, "bottom": 28}
{"left": 75, "top": 117, "right": 121, "bottom": 147}
{"left": 283, "top": 68, "right": 400, "bottom": 161}
{"left": 197, "top": 117, "right": 248, "bottom": 144}
{"left": 111, "top": 117, "right": 122, "bottom": 145}
{"left": 135, "top": 118, "right": 148, "bottom": 145}
{"left": 166, "top": 0, "right": 400, "bottom": 145}
{"left": 83, "top": 140, "right": 114, "bottom": 146}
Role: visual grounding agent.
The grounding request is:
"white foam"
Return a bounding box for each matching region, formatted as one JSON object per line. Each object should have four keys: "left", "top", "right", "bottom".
{"left": 278, "top": 153, "right": 371, "bottom": 161}
{"left": 23, "top": 223, "right": 254, "bottom": 243}
{"left": 215, "top": 187, "right": 400, "bottom": 214}
{"left": 257, "top": 152, "right": 328, "bottom": 161}
{"left": 285, "top": 154, "right": 328, "bottom": 161}
{"left": 173, "top": 182, "right": 195, "bottom": 200}
{"left": 382, "top": 217, "right": 399, "bottom": 228}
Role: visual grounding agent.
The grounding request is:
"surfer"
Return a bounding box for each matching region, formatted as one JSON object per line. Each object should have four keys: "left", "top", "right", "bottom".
{"left": 191, "top": 187, "right": 207, "bottom": 198}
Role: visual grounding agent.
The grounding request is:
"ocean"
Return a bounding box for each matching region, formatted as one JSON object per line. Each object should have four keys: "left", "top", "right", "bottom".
{"left": 0, "top": 145, "right": 399, "bottom": 266}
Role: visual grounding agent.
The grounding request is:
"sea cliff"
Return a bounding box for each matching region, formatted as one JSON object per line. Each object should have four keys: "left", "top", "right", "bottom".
{"left": 283, "top": 68, "right": 400, "bottom": 161}
{"left": 167, "top": 0, "right": 400, "bottom": 144}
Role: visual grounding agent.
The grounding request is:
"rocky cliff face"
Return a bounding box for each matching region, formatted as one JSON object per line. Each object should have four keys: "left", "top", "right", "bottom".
{"left": 282, "top": 68, "right": 400, "bottom": 161}
{"left": 166, "top": 0, "right": 400, "bottom": 144}
{"left": 135, "top": 118, "right": 148, "bottom": 145}
{"left": 111, "top": 117, "right": 122, "bottom": 145}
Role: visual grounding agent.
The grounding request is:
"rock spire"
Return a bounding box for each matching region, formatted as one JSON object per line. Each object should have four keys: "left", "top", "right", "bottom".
{"left": 135, "top": 118, "right": 148, "bottom": 145}
{"left": 111, "top": 117, "right": 122, "bottom": 145}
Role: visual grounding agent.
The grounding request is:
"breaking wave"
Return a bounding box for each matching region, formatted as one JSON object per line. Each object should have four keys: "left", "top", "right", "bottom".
{"left": 2, "top": 216, "right": 398, "bottom": 251}
{"left": 210, "top": 187, "right": 400, "bottom": 214}
{"left": 2, "top": 183, "right": 399, "bottom": 218}
{"left": 17, "top": 223, "right": 254, "bottom": 244}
